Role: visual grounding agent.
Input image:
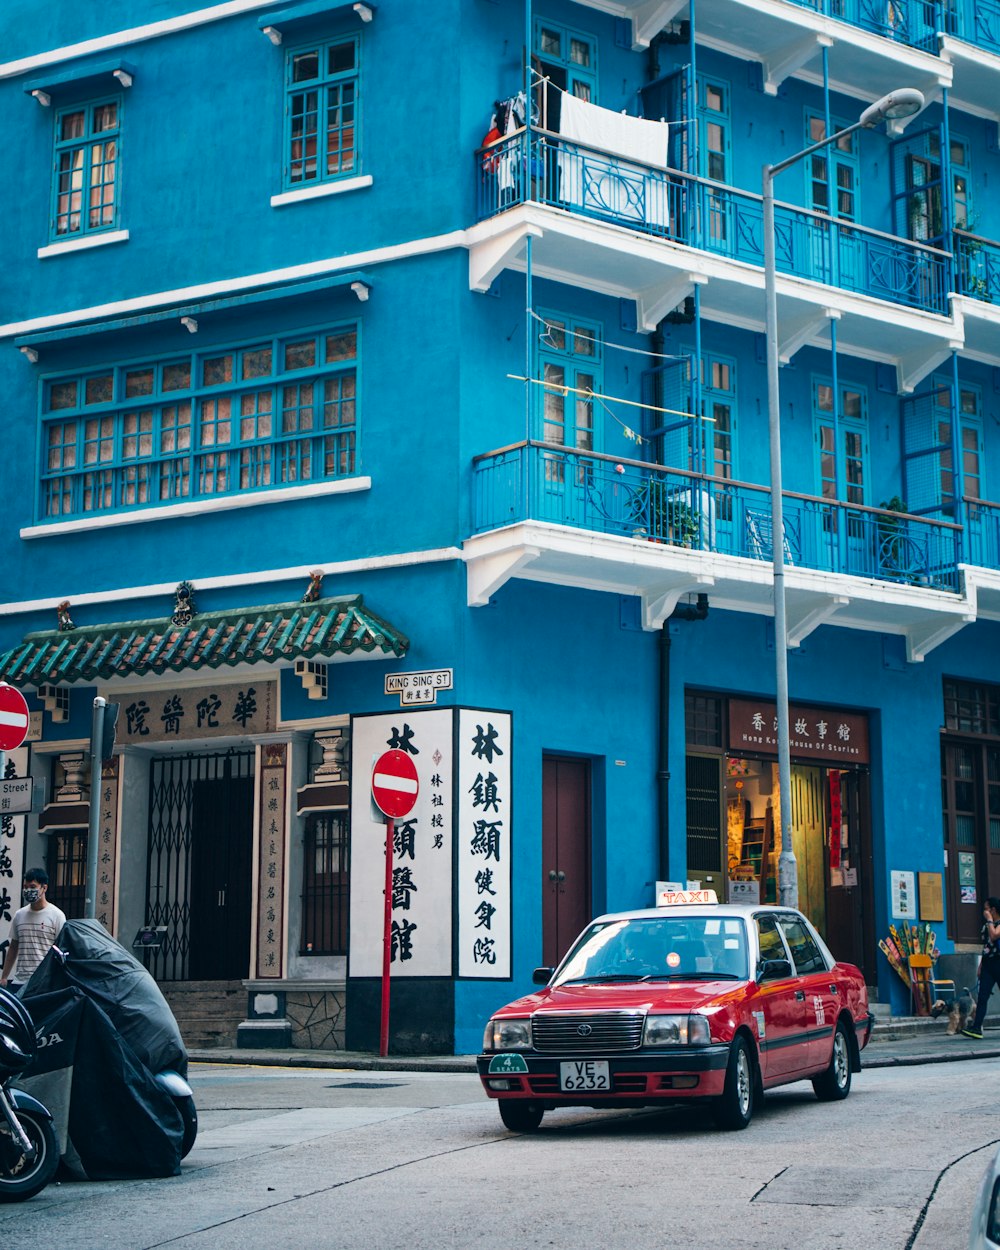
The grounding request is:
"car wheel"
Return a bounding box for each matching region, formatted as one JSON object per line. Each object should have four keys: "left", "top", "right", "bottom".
{"left": 812, "top": 1021, "right": 852, "bottom": 1102}
{"left": 716, "top": 1036, "right": 754, "bottom": 1131}
{"left": 498, "top": 1100, "right": 544, "bottom": 1133}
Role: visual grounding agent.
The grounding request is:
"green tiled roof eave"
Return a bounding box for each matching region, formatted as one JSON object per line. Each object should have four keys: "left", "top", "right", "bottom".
{"left": 0, "top": 596, "right": 408, "bottom": 686}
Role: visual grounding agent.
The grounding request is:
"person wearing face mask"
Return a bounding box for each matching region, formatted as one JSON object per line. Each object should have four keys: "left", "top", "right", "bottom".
{"left": 0, "top": 868, "right": 66, "bottom": 994}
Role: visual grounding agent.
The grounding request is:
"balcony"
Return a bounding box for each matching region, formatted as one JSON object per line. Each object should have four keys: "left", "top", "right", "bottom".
{"left": 953, "top": 232, "right": 1000, "bottom": 365}
{"left": 465, "top": 440, "right": 977, "bottom": 660}
{"left": 468, "top": 130, "right": 957, "bottom": 391}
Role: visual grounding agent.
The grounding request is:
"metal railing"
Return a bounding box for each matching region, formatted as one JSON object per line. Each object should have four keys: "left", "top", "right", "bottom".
{"left": 472, "top": 441, "right": 964, "bottom": 591}
{"left": 476, "top": 130, "right": 951, "bottom": 315}
{"left": 966, "top": 497, "right": 1000, "bottom": 568}
{"left": 955, "top": 231, "right": 1000, "bottom": 304}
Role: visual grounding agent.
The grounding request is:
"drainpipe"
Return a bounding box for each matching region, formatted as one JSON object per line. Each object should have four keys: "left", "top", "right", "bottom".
{"left": 658, "top": 593, "right": 709, "bottom": 880}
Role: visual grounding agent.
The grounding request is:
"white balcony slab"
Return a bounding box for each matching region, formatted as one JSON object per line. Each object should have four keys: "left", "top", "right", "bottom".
{"left": 464, "top": 519, "right": 976, "bottom": 659}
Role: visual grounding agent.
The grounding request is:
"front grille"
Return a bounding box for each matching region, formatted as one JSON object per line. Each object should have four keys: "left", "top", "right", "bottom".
{"left": 531, "top": 1011, "right": 645, "bottom": 1053}
{"left": 528, "top": 1073, "right": 650, "bottom": 1095}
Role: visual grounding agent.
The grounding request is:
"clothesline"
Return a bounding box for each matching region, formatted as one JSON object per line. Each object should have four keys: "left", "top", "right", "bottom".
{"left": 508, "top": 374, "right": 716, "bottom": 423}
{"left": 530, "top": 310, "right": 693, "bottom": 364}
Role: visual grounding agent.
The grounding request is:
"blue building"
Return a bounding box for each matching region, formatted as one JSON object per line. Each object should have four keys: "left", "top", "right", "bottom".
{"left": 1, "top": 0, "right": 999, "bottom": 1054}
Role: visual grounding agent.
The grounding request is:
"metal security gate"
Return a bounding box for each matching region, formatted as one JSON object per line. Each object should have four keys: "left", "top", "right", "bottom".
{"left": 145, "top": 750, "right": 255, "bottom": 981}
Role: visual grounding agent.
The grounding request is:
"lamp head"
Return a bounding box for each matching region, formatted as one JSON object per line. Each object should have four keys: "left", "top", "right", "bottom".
{"left": 859, "top": 88, "right": 924, "bottom": 128}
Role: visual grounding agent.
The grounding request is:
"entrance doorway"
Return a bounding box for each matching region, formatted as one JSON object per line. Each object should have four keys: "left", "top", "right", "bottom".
{"left": 541, "top": 755, "right": 591, "bottom": 967}
{"left": 942, "top": 739, "right": 1000, "bottom": 944}
{"left": 146, "top": 750, "right": 255, "bottom": 981}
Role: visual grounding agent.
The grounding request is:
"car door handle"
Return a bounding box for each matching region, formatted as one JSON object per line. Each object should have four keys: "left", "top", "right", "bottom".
{"left": 794, "top": 990, "right": 806, "bottom": 1001}
{"left": 829, "top": 984, "right": 839, "bottom": 994}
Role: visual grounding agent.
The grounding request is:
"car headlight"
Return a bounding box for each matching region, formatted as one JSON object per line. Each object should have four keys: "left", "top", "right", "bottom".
{"left": 643, "top": 1014, "right": 711, "bottom": 1046}
{"left": 483, "top": 1017, "right": 532, "bottom": 1051}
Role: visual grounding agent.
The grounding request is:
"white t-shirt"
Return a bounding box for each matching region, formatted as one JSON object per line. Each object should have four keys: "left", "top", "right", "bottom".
{"left": 10, "top": 901, "right": 66, "bottom": 981}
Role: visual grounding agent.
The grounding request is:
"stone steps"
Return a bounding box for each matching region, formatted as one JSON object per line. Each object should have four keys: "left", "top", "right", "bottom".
{"left": 160, "top": 981, "right": 245, "bottom": 1049}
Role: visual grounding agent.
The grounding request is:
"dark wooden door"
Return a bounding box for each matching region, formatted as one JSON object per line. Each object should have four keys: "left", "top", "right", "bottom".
{"left": 188, "top": 771, "right": 254, "bottom": 979}
{"left": 943, "top": 741, "right": 1000, "bottom": 944}
{"left": 541, "top": 755, "right": 591, "bottom": 968}
{"left": 823, "top": 769, "right": 874, "bottom": 981}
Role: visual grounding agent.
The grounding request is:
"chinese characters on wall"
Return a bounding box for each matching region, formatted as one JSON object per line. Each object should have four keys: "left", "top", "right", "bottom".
{"left": 117, "top": 682, "right": 276, "bottom": 745}
{"left": 457, "top": 710, "right": 511, "bottom": 979}
{"left": 728, "top": 699, "right": 870, "bottom": 765}
{"left": 96, "top": 757, "right": 120, "bottom": 933}
{"left": 256, "top": 743, "right": 287, "bottom": 978}
{"left": 0, "top": 749, "right": 27, "bottom": 971}
{"left": 349, "top": 711, "right": 454, "bottom": 978}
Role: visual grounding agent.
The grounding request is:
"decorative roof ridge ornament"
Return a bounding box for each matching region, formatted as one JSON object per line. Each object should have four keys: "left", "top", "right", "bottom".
{"left": 302, "top": 569, "right": 325, "bottom": 603}
{"left": 171, "top": 581, "right": 197, "bottom": 627}
{"left": 56, "top": 600, "right": 75, "bottom": 632}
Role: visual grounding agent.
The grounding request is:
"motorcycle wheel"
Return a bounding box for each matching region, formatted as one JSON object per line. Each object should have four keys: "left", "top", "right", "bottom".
{"left": 0, "top": 1108, "right": 59, "bottom": 1202}
{"left": 174, "top": 1094, "right": 198, "bottom": 1159}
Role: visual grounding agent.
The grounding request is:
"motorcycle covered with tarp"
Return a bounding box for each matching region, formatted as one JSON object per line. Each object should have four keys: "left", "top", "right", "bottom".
{"left": 17, "top": 919, "right": 196, "bottom": 1180}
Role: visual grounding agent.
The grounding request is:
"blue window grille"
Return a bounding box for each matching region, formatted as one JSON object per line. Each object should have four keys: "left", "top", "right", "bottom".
{"left": 51, "top": 97, "right": 121, "bottom": 240}
{"left": 39, "top": 324, "right": 358, "bottom": 522}
{"left": 284, "top": 35, "right": 359, "bottom": 188}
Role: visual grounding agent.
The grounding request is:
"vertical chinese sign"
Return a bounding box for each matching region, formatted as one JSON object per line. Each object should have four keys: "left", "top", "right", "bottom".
{"left": 349, "top": 711, "right": 454, "bottom": 977}
{"left": 0, "top": 748, "right": 28, "bottom": 969}
{"left": 96, "top": 757, "right": 121, "bottom": 933}
{"left": 256, "top": 743, "right": 287, "bottom": 978}
{"left": 457, "top": 711, "right": 512, "bottom": 978}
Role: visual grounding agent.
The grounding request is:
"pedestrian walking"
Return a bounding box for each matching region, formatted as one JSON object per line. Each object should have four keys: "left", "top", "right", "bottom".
{"left": 0, "top": 868, "right": 66, "bottom": 993}
{"left": 963, "top": 896, "right": 1000, "bottom": 1039}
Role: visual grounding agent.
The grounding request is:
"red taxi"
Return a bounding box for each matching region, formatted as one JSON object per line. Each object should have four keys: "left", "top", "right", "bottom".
{"left": 478, "top": 891, "right": 873, "bottom": 1132}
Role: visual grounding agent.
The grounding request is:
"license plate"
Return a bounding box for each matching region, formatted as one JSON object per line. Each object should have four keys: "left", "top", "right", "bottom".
{"left": 559, "top": 1060, "right": 611, "bottom": 1092}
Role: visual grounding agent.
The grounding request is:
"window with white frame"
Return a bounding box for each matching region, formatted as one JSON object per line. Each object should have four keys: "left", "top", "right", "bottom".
{"left": 285, "top": 35, "right": 359, "bottom": 189}
{"left": 39, "top": 324, "right": 358, "bottom": 522}
{"left": 51, "top": 97, "right": 121, "bottom": 240}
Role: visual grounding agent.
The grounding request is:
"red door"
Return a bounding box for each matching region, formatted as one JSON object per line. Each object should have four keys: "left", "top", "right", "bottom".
{"left": 542, "top": 756, "right": 591, "bottom": 968}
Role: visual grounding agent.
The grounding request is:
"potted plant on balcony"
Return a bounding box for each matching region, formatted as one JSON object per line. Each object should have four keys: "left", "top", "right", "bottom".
{"left": 877, "top": 495, "right": 914, "bottom": 580}
{"left": 644, "top": 478, "right": 698, "bottom": 547}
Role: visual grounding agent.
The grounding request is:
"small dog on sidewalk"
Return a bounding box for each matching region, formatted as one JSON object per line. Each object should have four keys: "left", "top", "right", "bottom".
{"left": 936, "top": 987, "right": 974, "bottom": 1034}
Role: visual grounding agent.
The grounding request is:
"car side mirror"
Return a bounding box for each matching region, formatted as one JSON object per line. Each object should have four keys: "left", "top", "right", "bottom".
{"left": 532, "top": 966, "right": 554, "bottom": 985}
{"left": 758, "top": 957, "right": 792, "bottom": 981}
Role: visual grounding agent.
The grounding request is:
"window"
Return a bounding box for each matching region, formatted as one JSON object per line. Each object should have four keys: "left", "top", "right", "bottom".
{"left": 39, "top": 323, "right": 358, "bottom": 521}
{"left": 776, "top": 915, "right": 827, "bottom": 973}
{"left": 814, "top": 381, "right": 868, "bottom": 506}
{"left": 50, "top": 830, "right": 87, "bottom": 920}
{"left": 534, "top": 20, "right": 597, "bottom": 102}
{"left": 537, "top": 312, "right": 601, "bottom": 483}
{"left": 285, "top": 35, "right": 359, "bottom": 188}
{"left": 698, "top": 80, "right": 729, "bottom": 184}
{"left": 933, "top": 378, "right": 981, "bottom": 513}
{"left": 301, "top": 812, "right": 349, "bottom": 954}
{"left": 806, "top": 115, "right": 858, "bottom": 221}
{"left": 51, "top": 97, "right": 121, "bottom": 240}
{"left": 755, "top": 915, "right": 788, "bottom": 967}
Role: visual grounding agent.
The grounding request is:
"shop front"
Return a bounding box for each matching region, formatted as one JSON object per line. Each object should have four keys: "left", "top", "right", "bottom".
{"left": 686, "top": 691, "right": 876, "bottom": 983}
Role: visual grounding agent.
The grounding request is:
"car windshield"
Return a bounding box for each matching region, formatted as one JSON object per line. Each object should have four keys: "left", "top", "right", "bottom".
{"left": 552, "top": 913, "right": 750, "bottom": 986}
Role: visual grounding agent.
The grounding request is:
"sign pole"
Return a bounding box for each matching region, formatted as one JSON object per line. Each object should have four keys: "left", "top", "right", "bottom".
{"left": 380, "top": 815, "right": 395, "bottom": 1058}
{"left": 85, "top": 697, "right": 106, "bottom": 920}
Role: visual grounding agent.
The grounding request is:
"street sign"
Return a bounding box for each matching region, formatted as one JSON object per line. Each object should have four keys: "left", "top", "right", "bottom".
{"left": 0, "top": 684, "right": 30, "bottom": 752}
{"left": 371, "top": 750, "right": 419, "bottom": 819}
{"left": 0, "top": 777, "right": 32, "bottom": 814}
{"left": 384, "top": 669, "right": 453, "bottom": 706}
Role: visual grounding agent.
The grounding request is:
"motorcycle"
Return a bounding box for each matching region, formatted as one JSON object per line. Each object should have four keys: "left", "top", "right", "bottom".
{"left": 0, "top": 986, "right": 59, "bottom": 1201}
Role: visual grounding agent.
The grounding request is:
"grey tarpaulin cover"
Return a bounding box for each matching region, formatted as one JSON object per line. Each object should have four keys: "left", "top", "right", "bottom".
{"left": 18, "top": 920, "right": 188, "bottom": 1179}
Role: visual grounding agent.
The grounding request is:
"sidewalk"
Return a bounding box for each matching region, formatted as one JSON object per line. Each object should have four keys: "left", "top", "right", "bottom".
{"left": 188, "top": 1016, "right": 1000, "bottom": 1073}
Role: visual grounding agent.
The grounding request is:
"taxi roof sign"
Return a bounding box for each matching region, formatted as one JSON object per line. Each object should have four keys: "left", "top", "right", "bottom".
{"left": 656, "top": 888, "right": 719, "bottom": 907}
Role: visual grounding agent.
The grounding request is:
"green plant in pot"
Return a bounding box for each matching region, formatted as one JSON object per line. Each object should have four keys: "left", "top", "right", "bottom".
{"left": 644, "top": 478, "right": 698, "bottom": 546}
{"left": 877, "top": 495, "right": 909, "bottom": 577}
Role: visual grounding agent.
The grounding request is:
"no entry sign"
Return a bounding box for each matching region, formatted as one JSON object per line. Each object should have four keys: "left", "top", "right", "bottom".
{"left": 371, "top": 749, "right": 419, "bottom": 819}
{"left": 0, "top": 684, "right": 30, "bottom": 752}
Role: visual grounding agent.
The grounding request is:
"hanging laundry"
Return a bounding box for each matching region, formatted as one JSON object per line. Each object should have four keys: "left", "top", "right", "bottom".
{"left": 556, "top": 91, "right": 670, "bottom": 230}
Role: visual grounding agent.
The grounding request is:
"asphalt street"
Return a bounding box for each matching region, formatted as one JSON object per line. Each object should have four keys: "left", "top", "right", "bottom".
{"left": 0, "top": 1052, "right": 997, "bottom": 1249}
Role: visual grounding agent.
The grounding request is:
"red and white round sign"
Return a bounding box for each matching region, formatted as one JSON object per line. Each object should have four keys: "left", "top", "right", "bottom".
{"left": 371, "top": 749, "right": 419, "bottom": 819}
{"left": 0, "top": 684, "right": 30, "bottom": 752}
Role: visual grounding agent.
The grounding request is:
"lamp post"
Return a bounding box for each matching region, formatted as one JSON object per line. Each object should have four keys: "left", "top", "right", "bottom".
{"left": 762, "top": 88, "right": 924, "bottom": 909}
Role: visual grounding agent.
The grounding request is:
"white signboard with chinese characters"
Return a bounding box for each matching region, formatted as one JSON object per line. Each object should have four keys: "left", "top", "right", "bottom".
{"left": 384, "top": 669, "right": 453, "bottom": 706}
{"left": 115, "top": 681, "right": 276, "bottom": 744}
{"left": 349, "top": 711, "right": 454, "bottom": 977}
{"left": 457, "top": 710, "right": 512, "bottom": 979}
{"left": 0, "top": 748, "right": 29, "bottom": 968}
{"left": 891, "top": 869, "right": 917, "bottom": 919}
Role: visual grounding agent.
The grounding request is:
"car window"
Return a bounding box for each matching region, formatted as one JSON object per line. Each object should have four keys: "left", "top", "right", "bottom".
{"left": 755, "top": 915, "right": 787, "bottom": 968}
{"left": 553, "top": 914, "right": 748, "bottom": 984}
{"left": 776, "top": 915, "right": 827, "bottom": 974}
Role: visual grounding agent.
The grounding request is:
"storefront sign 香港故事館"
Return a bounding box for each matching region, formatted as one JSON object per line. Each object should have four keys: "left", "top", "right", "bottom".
{"left": 728, "top": 699, "right": 869, "bottom": 766}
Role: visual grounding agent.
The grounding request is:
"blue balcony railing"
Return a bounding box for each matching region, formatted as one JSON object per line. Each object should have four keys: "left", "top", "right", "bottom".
{"left": 472, "top": 441, "right": 964, "bottom": 591}
{"left": 966, "top": 498, "right": 1000, "bottom": 567}
{"left": 955, "top": 231, "right": 1000, "bottom": 304}
{"left": 476, "top": 131, "right": 951, "bottom": 315}
{"left": 942, "top": 0, "right": 1000, "bottom": 51}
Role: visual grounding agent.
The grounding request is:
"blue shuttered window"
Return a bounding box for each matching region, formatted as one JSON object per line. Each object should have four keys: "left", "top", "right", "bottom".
{"left": 285, "top": 35, "right": 359, "bottom": 189}
{"left": 39, "top": 324, "right": 359, "bottom": 522}
{"left": 51, "top": 97, "right": 121, "bottom": 240}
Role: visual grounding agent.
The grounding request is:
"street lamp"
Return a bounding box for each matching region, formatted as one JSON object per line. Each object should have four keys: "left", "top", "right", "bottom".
{"left": 763, "top": 87, "right": 924, "bottom": 909}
